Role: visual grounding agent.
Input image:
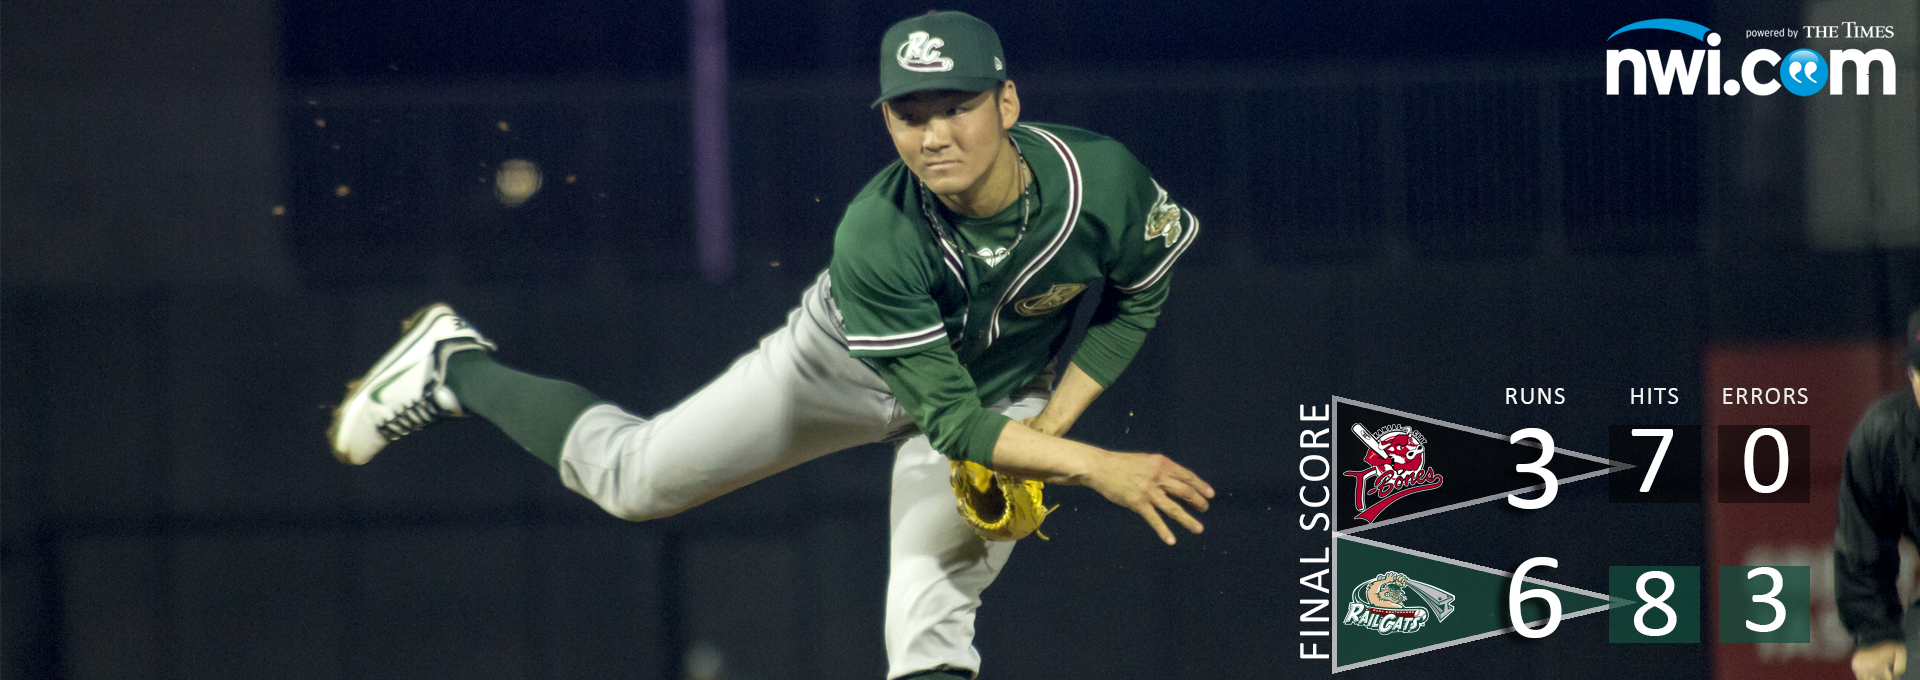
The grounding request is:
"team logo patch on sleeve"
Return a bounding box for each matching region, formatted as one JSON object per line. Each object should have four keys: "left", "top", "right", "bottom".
{"left": 1143, "top": 182, "right": 1182, "bottom": 248}
{"left": 1013, "top": 283, "right": 1087, "bottom": 316}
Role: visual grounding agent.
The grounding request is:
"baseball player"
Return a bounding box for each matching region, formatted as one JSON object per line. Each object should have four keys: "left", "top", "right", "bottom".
{"left": 329, "top": 11, "right": 1211, "bottom": 680}
{"left": 1836, "top": 311, "right": 1920, "bottom": 680}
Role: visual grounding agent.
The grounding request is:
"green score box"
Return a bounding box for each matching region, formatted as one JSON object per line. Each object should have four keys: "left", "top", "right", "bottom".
{"left": 1609, "top": 566, "right": 1701, "bottom": 643}
{"left": 1717, "top": 566, "right": 1811, "bottom": 643}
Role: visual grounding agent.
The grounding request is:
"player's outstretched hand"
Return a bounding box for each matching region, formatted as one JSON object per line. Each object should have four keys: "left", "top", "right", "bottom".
{"left": 1083, "top": 450, "right": 1215, "bottom": 545}
{"left": 988, "top": 422, "right": 1214, "bottom": 545}
{"left": 1852, "top": 640, "right": 1906, "bottom": 680}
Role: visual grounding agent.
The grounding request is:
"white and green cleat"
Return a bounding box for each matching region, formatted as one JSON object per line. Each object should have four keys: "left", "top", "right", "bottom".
{"left": 328, "top": 303, "right": 496, "bottom": 465}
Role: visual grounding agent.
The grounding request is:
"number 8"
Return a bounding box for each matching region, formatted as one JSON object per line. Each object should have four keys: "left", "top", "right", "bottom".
{"left": 1634, "top": 571, "right": 1678, "bottom": 636}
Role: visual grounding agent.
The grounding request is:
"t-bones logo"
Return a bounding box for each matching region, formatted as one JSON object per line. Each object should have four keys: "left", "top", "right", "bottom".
{"left": 1343, "top": 423, "right": 1444, "bottom": 522}
{"left": 1344, "top": 571, "right": 1458, "bottom": 635}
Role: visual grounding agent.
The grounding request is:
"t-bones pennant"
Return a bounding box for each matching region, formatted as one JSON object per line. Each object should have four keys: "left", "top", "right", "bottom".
{"left": 1333, "top": 397, "right": 1623, "bottom": 532}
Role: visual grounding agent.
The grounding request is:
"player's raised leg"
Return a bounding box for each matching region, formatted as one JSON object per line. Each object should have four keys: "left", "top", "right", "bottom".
{"left": 329, "top": 301, "right": 601, "bottom": 468}
{"left": 330, "top": 275, "right": 909, "bottom": 525}
{"left": 884, "top": 391, "right": 1047, "bottom": 680}
{"left": 558, "top": 278, "right": 905, "bottom": 520}
{"left": 328, "top": 303, "right": 497, "bottom": 465}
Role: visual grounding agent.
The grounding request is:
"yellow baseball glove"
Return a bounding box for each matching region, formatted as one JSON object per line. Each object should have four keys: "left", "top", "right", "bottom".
{"left": 950, "top": 460, "right": 1057, "bottom": 541}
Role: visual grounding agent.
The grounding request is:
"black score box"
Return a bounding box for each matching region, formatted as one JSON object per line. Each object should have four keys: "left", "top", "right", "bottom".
{"left": 1714, "top": 425, "right": 1810, "bottom": 504}
{"left": 1607, "top": 426, "right": 1703, "bottom": 503}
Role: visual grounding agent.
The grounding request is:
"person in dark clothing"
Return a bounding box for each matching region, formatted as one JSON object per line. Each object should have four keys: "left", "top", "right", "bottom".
{"left": 1836, "top": 311, "right": 1920, "bottom": 680}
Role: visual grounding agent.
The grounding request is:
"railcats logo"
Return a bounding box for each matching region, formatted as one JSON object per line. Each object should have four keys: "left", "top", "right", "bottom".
{"left": 1014, "top": 283, "right": 1087, "bottom": 316}
{"left": 896, "top": 31, "right": 955, "bottom": 72}
{"left": 1143, "top": 181, "right": 1183, "bottom": 248}
{"left": 1343, "top": 571, "right": 1457, "bottom": 635}
{"left": 1343, "top": 423, "right": 1443, "bottom": 523}
{"left": 1605, "top": 18, "right": 1897, "bottom": 96}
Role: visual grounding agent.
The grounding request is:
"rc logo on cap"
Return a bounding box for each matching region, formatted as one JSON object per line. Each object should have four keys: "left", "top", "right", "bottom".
{"left": 897, "top": 31, "right": 955, "bottom": 72}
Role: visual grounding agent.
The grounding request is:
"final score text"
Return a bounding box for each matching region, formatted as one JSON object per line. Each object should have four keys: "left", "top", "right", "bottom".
{"left": 1298, "top": 404, "right": 1333, "bottom": 660}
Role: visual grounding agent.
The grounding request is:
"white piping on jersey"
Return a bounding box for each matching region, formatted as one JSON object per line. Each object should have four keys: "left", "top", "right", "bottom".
{"left": 845, "top": 321, "right": 948, "bottom": 352}
{"left": 922, "top": 204, "right": 968, "bottom": 293}
{"left": 986, "top": 124, "right": 1083, "bottom": 346}
{"left": 914, "top": 172, "right": 972, "bottom": 346}
{"left": 1115, "top": 207, "right": 1199, "bottom": 293}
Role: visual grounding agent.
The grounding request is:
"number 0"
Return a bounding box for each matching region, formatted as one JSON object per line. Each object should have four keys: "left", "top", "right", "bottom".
{"left": 1509, "top": 428, "right": 1558, "bottom": 509}
{"left": 1743, "top": 428, "right": 1789, "bottom": 494}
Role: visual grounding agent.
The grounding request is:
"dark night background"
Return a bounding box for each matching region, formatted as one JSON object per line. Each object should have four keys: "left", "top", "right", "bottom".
{"left": 3, "top": 0, "right": 1915, "bottom": 678}
{"left": 275, "top": 1, "right": 1713, "bottom": 79}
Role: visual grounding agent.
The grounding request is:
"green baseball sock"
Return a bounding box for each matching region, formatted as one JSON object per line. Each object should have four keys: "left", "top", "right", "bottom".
{"left": 443, "top": 350, "right": 604, "bottom": 468}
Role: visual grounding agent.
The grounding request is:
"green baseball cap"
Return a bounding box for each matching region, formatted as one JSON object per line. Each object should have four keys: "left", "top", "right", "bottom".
{"left": 873, "top": 11, "right": 1007, "bottom": 107}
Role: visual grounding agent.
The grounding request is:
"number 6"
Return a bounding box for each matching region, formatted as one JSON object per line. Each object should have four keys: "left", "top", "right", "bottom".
{"left": 1510, "top": 557, "right": 1563, "bottom": 638}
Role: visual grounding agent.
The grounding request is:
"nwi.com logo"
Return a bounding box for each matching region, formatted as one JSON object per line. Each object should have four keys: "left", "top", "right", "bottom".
{"left": 1605, "top": 18, "right": 1897, "bottom": 96}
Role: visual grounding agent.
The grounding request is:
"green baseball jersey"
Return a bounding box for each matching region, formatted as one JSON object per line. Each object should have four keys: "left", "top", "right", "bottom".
{"left": 828, "top": 123, "right": 1199, "bottom": 465}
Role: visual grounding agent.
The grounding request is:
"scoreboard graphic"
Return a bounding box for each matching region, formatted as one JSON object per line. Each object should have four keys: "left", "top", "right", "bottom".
{"left": 1328, "top": 397, "right": 1627, "bottom": 672}
{"left": 1312, "top": 392, "right": 1840, "bottom": 675}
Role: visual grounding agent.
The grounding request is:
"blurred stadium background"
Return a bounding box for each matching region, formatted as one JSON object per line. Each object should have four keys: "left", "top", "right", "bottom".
{"left": 3, "top": 0, "right": 1915, "bottom": 678}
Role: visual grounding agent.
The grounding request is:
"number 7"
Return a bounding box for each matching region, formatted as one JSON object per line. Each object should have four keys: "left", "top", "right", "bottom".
{"left": 1632, "top": 428, "right": 1673, "bottom": 493}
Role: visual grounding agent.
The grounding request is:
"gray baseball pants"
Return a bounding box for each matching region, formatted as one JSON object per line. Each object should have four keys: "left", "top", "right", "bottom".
{"left": 556, "top": 271, "right": 1046, "bottom": 679}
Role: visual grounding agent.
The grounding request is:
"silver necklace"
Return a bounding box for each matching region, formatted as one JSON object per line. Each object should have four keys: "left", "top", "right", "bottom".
{"left": 960, "top": 156, "right": 1031, "bottom": 265}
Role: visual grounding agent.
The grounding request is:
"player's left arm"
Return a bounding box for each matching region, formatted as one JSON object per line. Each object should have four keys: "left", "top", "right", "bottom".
{"left": 1042, "top": 273, "right": 1173, "bottom": 428}
{"left": 1020, "top": 361, "right": 1102, "bottom": 437}
{"left": 1029, "top": 163, "right": 1198, "bottom": 434}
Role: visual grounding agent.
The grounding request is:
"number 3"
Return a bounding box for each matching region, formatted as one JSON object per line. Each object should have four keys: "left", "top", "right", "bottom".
{"left": 1509, "top": 428, "right": 1558, "bottom": 509}
{"left": 1746, "top": 567, "right": 1786, "bottom": 633}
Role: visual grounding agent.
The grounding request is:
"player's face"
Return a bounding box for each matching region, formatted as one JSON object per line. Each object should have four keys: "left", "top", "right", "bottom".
{"left": 1910, "top": 368, "right": 1918, "bottom": 410}
{"left": 883, "top": 83, "right": 1021, "bottom": 207}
